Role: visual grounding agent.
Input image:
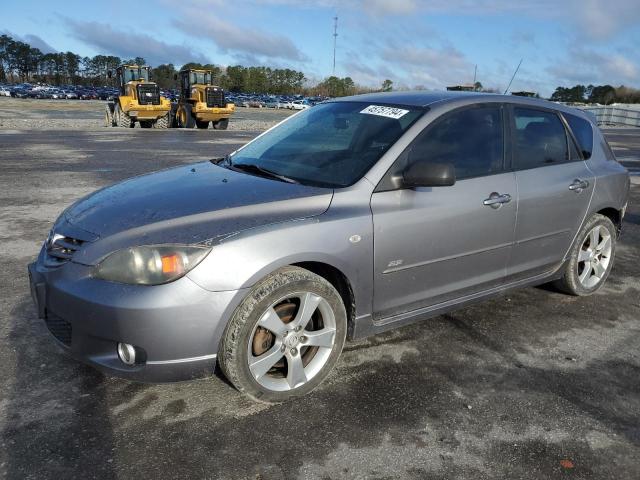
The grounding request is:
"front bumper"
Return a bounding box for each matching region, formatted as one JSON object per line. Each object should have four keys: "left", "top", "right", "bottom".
{"left": 28, "top": 256, "right": 248, "bottom": 382}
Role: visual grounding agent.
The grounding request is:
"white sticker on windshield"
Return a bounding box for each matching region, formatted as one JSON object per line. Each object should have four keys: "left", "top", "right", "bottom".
{"left": 360, "top": 105, "right": 409, "bottom": 119}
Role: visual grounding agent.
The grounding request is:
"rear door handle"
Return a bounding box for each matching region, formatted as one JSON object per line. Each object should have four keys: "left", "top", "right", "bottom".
{"left": 483, "top": 192, "right": 511, "bottom": 209}
{"left": 569, "top": 179, "right": 589, "bottom": 192}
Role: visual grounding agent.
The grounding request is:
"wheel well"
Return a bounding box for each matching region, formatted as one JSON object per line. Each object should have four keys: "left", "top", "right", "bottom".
{"left": 292, "top": 262, "right": 356, "bottom": 330}
{"left": 597, "top": 207, "right": 622, "bottom": 234}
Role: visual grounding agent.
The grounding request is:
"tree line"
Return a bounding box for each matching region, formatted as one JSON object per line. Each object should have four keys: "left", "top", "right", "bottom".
{"left": 550, "top": 84, "right": 640, "bottom": 104}
{"left": 0, "top": 33, "right": 395, "bottom": 96}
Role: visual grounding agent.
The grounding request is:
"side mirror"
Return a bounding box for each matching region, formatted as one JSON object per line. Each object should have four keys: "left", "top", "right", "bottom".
{"left": 401, "top": 160, "right": 456, "bottom": 188}
{"left": 107, "top": 70, "right": 112, "bottom": 78}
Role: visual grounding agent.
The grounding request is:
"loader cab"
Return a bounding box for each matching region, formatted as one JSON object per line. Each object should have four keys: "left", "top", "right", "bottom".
{"left": 113, "top": 65, "right": 151, "bottom": 95}
{"left": 179, "top": 69, "right": 214, "bottom": 101}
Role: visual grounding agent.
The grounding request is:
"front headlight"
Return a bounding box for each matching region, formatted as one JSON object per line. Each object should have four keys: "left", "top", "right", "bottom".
{"left": 95, "top": 245, "right": 211, "bottom": 285}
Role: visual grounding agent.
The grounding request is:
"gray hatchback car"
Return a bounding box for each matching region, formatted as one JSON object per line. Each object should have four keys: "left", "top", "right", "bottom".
{"left": 29, "top": 92, "right": 629, "bottom": 402}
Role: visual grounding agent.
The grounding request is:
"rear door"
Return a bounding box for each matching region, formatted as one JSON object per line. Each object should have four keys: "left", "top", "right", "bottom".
{"left": 506, "top": 105, "right": 594, "bottom": 281}
{"left": 371, "top": 104, "right": 517, "bottom": 319}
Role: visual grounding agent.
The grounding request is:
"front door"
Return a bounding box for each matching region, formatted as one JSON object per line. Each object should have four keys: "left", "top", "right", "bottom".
{"left": 371, "top": 104, "right": 517, "bottom": 320}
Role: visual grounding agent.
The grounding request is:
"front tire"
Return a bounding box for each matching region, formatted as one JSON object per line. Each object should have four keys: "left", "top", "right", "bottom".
{"left": 554, "top": 213, "right": 616, "bottom": 296}
{"left": 219, "top": 266, "right": 347, "bottom": 403}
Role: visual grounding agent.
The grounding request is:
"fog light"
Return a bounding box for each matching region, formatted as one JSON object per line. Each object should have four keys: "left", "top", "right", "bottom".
{"left": 117, "top": 343, "right": 136, "bottom": 366}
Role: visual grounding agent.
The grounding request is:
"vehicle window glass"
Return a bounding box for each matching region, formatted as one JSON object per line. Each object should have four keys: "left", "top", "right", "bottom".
{"left": 513, "top": 108, "right": 568, "bottom": 169}
{"left": 230, "top": 102, "right": 424, "bottom": 188}
{"left": 568, "top": 132, "right": 581, "bottom": 161}
{"left": 406, "top": 105, "right": 504, "bottom": 180}
{"left": 564, "top": 113, "right": 593, "bottom": 159}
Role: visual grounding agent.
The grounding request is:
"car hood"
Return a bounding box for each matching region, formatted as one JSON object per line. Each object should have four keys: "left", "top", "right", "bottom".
{"left": 58, "top": 161, "right": 333, "bottom": 265}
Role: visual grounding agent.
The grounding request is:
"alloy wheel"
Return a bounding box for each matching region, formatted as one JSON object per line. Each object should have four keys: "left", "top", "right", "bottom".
{"left": 247, "top": 292, "right": 337, "bottom": 392}
{"left": 576, "top": 225, "right": 612, "bottom": 289}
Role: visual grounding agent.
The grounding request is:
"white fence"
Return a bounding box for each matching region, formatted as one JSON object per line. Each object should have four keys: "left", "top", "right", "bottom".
{"left": 579, "top": 105, "right": 640, "bottom": 127}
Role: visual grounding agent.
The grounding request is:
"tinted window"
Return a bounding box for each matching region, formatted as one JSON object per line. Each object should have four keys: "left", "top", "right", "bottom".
{"left": 564, "top": 113, "right": 593, "bottom": 159}
{"left": 407, "top": 105, "right": 504, "bottom": 180}
{"left": 513, "top": 108, "right": 568, "bottom": 169}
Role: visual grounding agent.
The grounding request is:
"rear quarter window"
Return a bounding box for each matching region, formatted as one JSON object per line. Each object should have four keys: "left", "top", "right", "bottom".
{"left": 564, "top": 113, "right": 594, "bottom": 159}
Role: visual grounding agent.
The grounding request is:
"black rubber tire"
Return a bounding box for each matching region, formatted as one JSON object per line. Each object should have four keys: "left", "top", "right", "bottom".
{"left": 177, "top": 104, "right": 196, "bottom": 128}
{"left": 140, "top": 120, "right": 153, "bottom": 128}
{"left": 219, "top": 266, "right": 347, "bottom": 403}
{"left": 115, "top": 103, "right": 133, "bottom": 128}
{"left": 105, "top": 102, "right": 115, "bottom": 127}
{"left": 195, "top": 119, "right": 210, "bottom": 129}
{"left": 213, "top": 118, "right": 229, "bottom": 130}
{"left": 153, "top": 113, "right": 169, "bottom": 129}
{"left": 553, "top": 213, "right": 617, "bottom": 296}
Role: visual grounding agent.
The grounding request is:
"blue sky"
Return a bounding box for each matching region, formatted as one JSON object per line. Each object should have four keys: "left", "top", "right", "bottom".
{"left": 3, "top": 0, "right": 639, "bottom": 96}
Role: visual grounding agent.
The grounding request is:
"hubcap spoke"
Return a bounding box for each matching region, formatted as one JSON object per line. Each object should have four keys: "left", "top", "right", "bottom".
{"left": 304, "top": 327, "right": 336, "bottom": 348}
{"left": 597, "top": 236, "right": 611, "bottom": 253}
{"left": 286, "top": 353, "right": 307, "bottom": 389}
{"left": 249, "top": 343, "right": 284, "bottom": 379}
{"left": 578, "top": 249, "right": 591, "bottom": 263}
{"left": 593, "top": 261, "right": 606, "bottom": 278}
{"left": 579, "top": 264, "right": 592, "bottom": 283}
{"left": 292, "top": 292, "right": 321, "bottom": 330}
{"left": 589, "top": 227, "right": 600, "bottom": 249}
{"left": 258, "top": 307, "right": 287, "bottom": 336}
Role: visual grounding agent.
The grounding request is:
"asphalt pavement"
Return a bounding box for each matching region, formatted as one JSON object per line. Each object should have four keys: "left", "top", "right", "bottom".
{"left": 0, "top": 127, "right": 638, "bottom": 479}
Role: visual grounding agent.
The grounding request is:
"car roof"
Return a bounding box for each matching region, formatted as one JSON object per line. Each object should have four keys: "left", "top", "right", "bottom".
{"left": 330, "top": 90, "right": 592, "bottom": 120}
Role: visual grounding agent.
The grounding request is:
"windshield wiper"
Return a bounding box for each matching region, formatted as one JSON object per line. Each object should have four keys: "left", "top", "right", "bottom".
{"left": 230, "top": 163, "right": 299, "bottom": 184}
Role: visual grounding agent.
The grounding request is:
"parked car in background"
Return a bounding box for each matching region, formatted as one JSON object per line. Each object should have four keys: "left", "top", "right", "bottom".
{"left": 29, "top": 92, "right": 629, "bottom": 403}
{"left": 0, "top": 86, "right": 11, "bottom": 97}
{"left": 291, "top": 100, "right": 310, "bottom": 110}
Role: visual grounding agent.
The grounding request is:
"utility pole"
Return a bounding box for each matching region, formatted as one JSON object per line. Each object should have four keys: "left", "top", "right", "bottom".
{"left": 473, "top": 65, "right": 477, "bottom": 84}
{"left": 332, "top": 16, "right": 338, "bottom": 75}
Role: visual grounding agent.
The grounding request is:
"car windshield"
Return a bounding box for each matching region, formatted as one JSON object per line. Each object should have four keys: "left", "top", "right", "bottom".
{"left": 229, "top": 101, "right": 424, "bottom": 188}
{"left": 190, "top": 71, "right": 211, "bottom": 85}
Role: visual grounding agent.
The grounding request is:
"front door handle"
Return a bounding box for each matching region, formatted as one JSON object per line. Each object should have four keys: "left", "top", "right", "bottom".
{"left": 483, "top": 192, "right": 512, "bottom": 209}
{"left": 569, "top": 179, "right": 589, "bottom": 192}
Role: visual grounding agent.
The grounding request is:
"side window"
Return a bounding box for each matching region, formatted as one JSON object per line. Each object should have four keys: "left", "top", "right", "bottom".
{"left": 513, "top": 108, "right": 568, "bottom": 169}
{"left": 407, "top": 105, "right": 504, "bottom": 180}
{"left": 564, "top": 113, "right": 594, "bottom": 159}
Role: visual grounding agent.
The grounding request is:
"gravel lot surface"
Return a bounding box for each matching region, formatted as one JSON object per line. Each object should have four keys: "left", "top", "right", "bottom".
{"left": 0, "top": 97, "right": 293, "bottom": 131}
{"left": 0, "top": 104, "right": 638, "bottom": 479}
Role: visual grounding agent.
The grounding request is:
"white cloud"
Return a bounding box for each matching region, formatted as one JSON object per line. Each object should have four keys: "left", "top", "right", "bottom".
{"left": 173, "top": 9, "right": 308, "bottom": 62}
{"left": 547, "top": 47, "right": 639, "bottom": 86}
{"left": 64, "top": 18, "right": 208, "bottom": 65}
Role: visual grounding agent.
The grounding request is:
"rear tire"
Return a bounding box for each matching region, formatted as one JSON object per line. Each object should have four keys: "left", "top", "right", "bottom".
{"left": 154, "top": 113, "right": 169, "bottom": 129}
{"left": 196, "top": 119, "right": 210, "bottom": 129}
{"left": 115, "top": 103, "right": 133, "bottom": 128}
{"left": 553, "top": 213, "right": 616, "bottom": 296}
{"left": 219, "top": 266, "right": 347, "bottom": 403}
{"left": 177, "top": 104, "right": 195, "bottom": 128}
{"left": 213, "top": 118, "right": 229, "bottom": 130}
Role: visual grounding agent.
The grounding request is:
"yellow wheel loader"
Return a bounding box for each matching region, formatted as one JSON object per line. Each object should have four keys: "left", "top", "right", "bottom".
{"left": 105, "top": 65, "right": 171, "bottom": 128}
{"left": 172, "top": 69, "right": 235, "bottom": 129}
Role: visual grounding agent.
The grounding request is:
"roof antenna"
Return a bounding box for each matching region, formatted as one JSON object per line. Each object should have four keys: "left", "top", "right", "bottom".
{"left": 504, "top": 59, "right": 523, "bottom": 95}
